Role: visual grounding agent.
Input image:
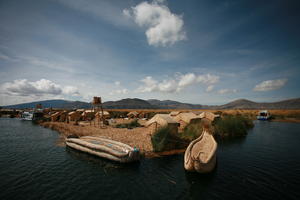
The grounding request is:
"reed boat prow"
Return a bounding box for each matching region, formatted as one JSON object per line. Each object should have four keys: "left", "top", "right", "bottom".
{"left": 66, "top": 136, "right": 140, "bottom": 163}
{"left": 184, "top": 130, "right": 217, "bottom": 173}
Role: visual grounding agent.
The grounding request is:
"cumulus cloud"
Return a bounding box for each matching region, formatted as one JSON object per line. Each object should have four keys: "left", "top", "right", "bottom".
{"left": 109, "top": 81, "right": 129, "bottom": 95}
{"left": 197, "top": 74, "right": 220, "bottom": 85}
{"left": 124, "top": 0, "right": 186, "bottom": 46}
{"left": 206, "top": 85, "right": 214, "bottom": 92}
{"left": 253, "top": 79, "right": 287, "bottom": 91}
{"left": 63, "top": 86, "right": 80, "bottom": 96}
{"left": 137, "top": 73, "right": 219, "bottom": 93}
{"left": 109, "top": 89, "right": 129, "bottom": 95}
{"left": 217, "top": 88, "right": 237, "bottom": 94}
{"left": 1, "top": 79, "right": 80, "bottom": 97}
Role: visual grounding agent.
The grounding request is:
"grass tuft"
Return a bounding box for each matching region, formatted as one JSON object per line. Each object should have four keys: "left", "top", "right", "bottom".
{"left": 213, "top": 115, "right": 254, "bottom": 138}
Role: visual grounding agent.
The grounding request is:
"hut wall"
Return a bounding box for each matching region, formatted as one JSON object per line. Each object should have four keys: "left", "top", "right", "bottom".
{"left": 69, "top": 113, "right": 81, "bottom": 121}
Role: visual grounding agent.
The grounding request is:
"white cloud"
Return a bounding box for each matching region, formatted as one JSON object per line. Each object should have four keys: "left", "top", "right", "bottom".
{"left": 196, "top": 74, "right": 220, "bottom": 85}
{"left": 63, "top": 86, "right": 80, "bottom": 96}
{"left": 253, "top": 79, "right": 288, "bottom": 91}
{"left": 139, "top": 76, "right": 158, "bottom": 92}
{"left": 137, "top": 73, "right": 219, "bottom": 93}
{"left": 178, "top": 73, "right": 196, "bottom": 88}
{"left": 206, "top": 85, "right": 214, "bottom": 92}
{"left": 218, "top": 88, "right": 237, "bottom": 94}
{"left": 1, "top": 79, "right": 80, "bottom": 97}
{"left": 109, "top": 81, "right": 129, "bottom": 95}
{"left": 158, "top": 79, "right": 178, "bottom": 92}
{"left": 124, "top": 0, "right": 186, "bottom": 46}
{"left": 109, "top": 89, "right": 129, "bottom": 95}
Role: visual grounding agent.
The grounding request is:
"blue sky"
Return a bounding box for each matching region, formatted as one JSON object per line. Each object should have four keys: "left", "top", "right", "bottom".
{"left": 0, "top": 0, "right": 299, "bottom": 105}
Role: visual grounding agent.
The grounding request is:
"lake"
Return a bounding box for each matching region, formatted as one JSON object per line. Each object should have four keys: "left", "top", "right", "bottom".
{"left": 0, "top": 118, "right": 299, "bottom": 200}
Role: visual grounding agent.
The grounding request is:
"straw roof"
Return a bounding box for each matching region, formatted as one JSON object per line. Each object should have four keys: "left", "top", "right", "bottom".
{"left": 145, "top": 114, "right": 179, "bottom": 127}
{"left": 95, "top": 111, "right": 110, "bottom": 117}
{"left": 170, "top": 111, "right": 182, "bottom": 116}
{"left": 173, "top": 112, "right": 201, "bottom": 124}
{"left": 68, "top": 111, "right": 76, "bottom": 116}
{"left": 191, "top": 111, "right": 202, "bottom": 115}
{"left": 81, "top": 110, "right": 94, "bottom": 116}
{"left": 198, "top": 112, "right": 219, "bottom": 121}
{"left": 51, "top": 112, "right": 60, "bottom": 117}
{"left": 127, "top": 111, "right": 139, "bottom": 117}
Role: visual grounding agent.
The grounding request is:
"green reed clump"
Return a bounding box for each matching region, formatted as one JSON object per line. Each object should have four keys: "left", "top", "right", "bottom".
{"left": 213, "top": 115, "right": 254, "bottom": 138}
{"left": 180, "top": 123, "right": 203, "bottom": 141}
{"left": 115, "top": 119, "right": 141, "bottom": 129}
{"left": 151, "top": 126, "right": 188, "bottom": 152}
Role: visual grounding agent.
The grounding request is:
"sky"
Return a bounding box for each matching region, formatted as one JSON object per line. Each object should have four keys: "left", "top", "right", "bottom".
{"left": 0, "top": 0, "right": 300, "bottom": 106}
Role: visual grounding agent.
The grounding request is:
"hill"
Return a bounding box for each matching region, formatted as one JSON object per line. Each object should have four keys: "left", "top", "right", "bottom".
{"left": 103, "top": 98, "right": 156, "bottom": 109}
{"left": 147, "top": 99, "right": 204, "bottom": 109}
{"left": 2, "top": 98, "right": 300, "bottom": 110}
{"left": 2, "top": 99, "right": 91, "bottom": 109}
{"left": 217, "top": 98, "right": 300, "bottom": 109}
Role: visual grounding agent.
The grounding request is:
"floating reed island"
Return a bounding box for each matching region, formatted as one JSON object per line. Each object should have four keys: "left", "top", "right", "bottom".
{"left": 40, "top": 107, "right": 255, "bottom": 159}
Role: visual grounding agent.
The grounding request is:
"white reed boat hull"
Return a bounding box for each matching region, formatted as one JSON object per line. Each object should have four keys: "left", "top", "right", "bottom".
{"left": 66, "top": 136, "right": 140, "bottom": 163}
{"left": 184, "top": 131, "right": 217, "bottom": 173}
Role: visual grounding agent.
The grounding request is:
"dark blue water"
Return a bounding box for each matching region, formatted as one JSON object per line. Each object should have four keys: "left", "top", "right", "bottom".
{"left": 0, "top": 118, "right": 299, "bottom": 200}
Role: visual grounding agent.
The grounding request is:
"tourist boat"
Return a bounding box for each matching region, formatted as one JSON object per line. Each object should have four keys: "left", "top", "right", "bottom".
{"left": 184, "top": 130, "right": 217, "bottom": 173}
{"left": 66, "top": 136, "right": 140, "bottom": 163}
{"left": 257, "top": 110, "right": 270, "bottom": 120}
{"left": 21, "top": 111, "right": 33, "bottom": 121}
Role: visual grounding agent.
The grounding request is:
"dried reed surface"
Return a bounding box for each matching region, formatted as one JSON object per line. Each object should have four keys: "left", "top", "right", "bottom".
{"left": 107, "top": 109, "right": 300, "bottom": 122}
{"left": 41, "top": 121, "right": 154, "bottom": 156}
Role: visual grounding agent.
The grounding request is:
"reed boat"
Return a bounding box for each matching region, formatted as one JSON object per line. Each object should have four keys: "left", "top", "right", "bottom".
{"left": 184, "top": 130, "right": 217, "bottom": 173}
{"left": 66, "top": 136, "right": 140, "bottom": 163}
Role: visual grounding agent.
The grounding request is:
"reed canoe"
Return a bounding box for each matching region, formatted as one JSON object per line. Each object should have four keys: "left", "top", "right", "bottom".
{"left": 184, "top": 130, "right": 217, "bottom": 173}
{"left": 66, "top": 136, "right": 140, "bottom": 163}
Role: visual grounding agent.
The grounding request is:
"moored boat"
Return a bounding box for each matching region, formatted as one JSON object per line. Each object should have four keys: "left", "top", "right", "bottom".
{"left": 257, "top": 110, "right": 271, "bottom": 120}
{"left": 184, "top": 130, "right": 217, "bottom": 173}
{"left": 21, "top": 111, "right": 33, "bottom": 121}
{"left": 66, "top": 136, "right": 140, "bottom": 163}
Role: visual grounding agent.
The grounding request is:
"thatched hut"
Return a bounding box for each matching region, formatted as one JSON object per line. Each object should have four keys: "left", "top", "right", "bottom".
{"left": 51, "top": 112, "right": 61, "bottom": 122}
{"left": 170, "top": 111, "right": 183, "bottom": 117}
{"left": 172, "top": 112, "right": 202, "bottom": 131}
{"left": 127, "top": 111, "right": 139, "bottom": 119}
{"left": 59, "top": 111, "right": 68, "bottom": 122}
{"left": 95, "top": 111, "right": 110, "bottom": 119}
{"left": 81, "top": 110, "right": 95, "bottom": 121}
{"left": 145, "top": 114, "right": 179, "bottom": 135}
{"left": 191, "top": 111, "right": 202, "bottom": 115}
{"left": 198, "top": 112, "right": 219, "bottom": 121}
{"left": 68, "top": 111, "right": 82, "bottom": 121}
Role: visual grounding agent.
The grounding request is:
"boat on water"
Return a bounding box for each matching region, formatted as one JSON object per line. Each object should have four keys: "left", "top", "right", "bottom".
{"left": 66, "top": 136, "right": 140, "bottom": 163}
{"left": 257, "top": 110, "right": 271, "bottom": 120}
{"left": 21, "top": 111, "right": 33, "bottom": 121}
{"left": 184, "top": 130, "right": 217, "bottom": 173}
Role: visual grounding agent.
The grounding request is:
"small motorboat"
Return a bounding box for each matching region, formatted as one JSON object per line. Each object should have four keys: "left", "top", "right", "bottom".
{"left": 257, "top": 110, "right": 271, "bottom": 120}
{"left": 184, "top": 130, "right": 217, "bottom": 173}
{"left": 21, "top": 111, "right": 33, "bottom": 121}
{"left": 66, "top": 136, "right": 140, "bottom": 163}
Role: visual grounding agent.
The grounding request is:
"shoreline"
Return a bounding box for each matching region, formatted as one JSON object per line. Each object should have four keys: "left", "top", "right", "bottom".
{"left": 40, "top": 121, "right": 185, "bottom": 158}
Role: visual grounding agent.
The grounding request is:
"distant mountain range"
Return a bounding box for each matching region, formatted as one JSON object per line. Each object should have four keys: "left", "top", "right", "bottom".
{"left": 2, "top": 98, "right": 300, "bottom": 110}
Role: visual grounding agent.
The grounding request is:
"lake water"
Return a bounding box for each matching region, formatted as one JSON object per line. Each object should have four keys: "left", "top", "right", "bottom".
{"left": 0, "top": 118, "right": 299, "bottom": 200}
